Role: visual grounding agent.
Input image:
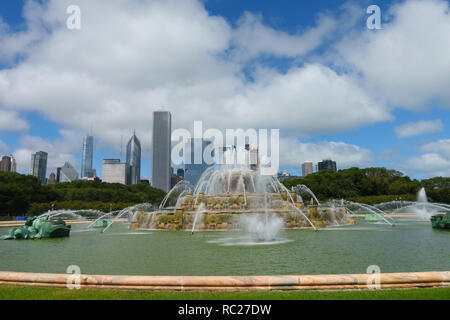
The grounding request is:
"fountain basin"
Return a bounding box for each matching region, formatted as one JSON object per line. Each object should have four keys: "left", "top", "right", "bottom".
{"left": 0, "top": 270, "right": 448, "bottom": 291}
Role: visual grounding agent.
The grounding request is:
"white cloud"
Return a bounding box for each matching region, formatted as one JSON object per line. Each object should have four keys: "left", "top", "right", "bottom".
{"left": 13, "top": 134, "right": 79, "bottom": 175}
{"left": 280, "top": 138, "right": 372, "bottom": 168}
{"left": 232, "top": 12, "right": 336, "bottom": 61}
{"left": 0, "top": 0, "right": 447, "bottom": 176}
{"left": 227, "top": 64, "right": 391, "bottom": 134}
{"left": 418, "top": 139, "right": 450, "bottom": 158}
{"left": 404, "top": 153, "right": 450, "bottom": 177}
{"left": 0, "top": 1, "right": 48, "bottom": 64}
{"left": 404, "top": 139, "right": 450, "bottom": 177}
{"left": 0, "top": 0, "right": 391, "bottom": 155}
{"left": 394, "top": 119, "right": 444, "bottom": 138}
{"left": 0, "top": 109, "right": 29, "bottom": 132}
{"left": 337, "top": 0, "right": 450, "bottom": 110}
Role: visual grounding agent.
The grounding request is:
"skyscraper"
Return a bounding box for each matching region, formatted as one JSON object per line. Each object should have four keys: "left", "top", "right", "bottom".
{"left": 184, "top": 139, "right": 213, "bottom": 187}
{"left": 58, "top": 162, "right": 79, "bottom": 182}
{"left": 318, "top": 159, "right": 337, "bottom": 172}
{"left": 0, "top": 155, "right": 15, "bottom": 172}
{"left": 152, "top": 111, "right": 172, "bottom": 191}
{"left": 30, "top": 151, "right": 48, "bottom": 184}
{"left": 0, "top": 156, "right": 11, "bottom": 172}
{"left": 48, "top": 172, "right": 57, "bottom": 185}
{"left": 102, "top": 159, "right": 129, "bottom": 185}
{"left": 10, "top": 156, "right": 16, "bottom": 173}
{"left": 302, "top": 161, "right": 313, "bottom": 177}
{"left": 81, "top": 135, "right": 96, "bottom": 178}
{"left": 126, "top": 132, "right": 141, "bottom": 185}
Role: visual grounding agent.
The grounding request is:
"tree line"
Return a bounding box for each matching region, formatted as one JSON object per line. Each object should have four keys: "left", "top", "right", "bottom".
{"left": 0, "top": 168, "right": 448, "bottom": 218}
{"left": 0, "top": 172, "right": 166, "bottom": 218}
{"left": 282, "top": 167, "right": 449, "bottom": 204}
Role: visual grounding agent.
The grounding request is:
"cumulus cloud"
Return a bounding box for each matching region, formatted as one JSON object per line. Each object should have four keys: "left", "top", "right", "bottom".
{"left": 337, "top": 0, "right": 450, "bottom": 110}
{"left": 404, "top": 139, "right": 450, "bottom": 177}
{"left": 418, "top": 139, "right": 450, "bottom": 158}
{"left": 13, "top": 134, "right": 79, "bottom": 174}
{"left": 0, "top": 0, "right": 448, "bottom": 177}
{"left": 232, "top": 12, "right": 336, "bottom": 61}
{"left": 280, "top": 138, "right": 372, "bottom": 168}
{"left": 227, "top": 64, "right": 391, "bottom": 133}
{"left": 404, "top": 153, "right": 450, "bottom": 177}
{"left": 394, "top": 119, "right": 444, "bottom": 138}
{"left": 0, "top": 0, "right": 392, "bottom": 169}
{"left": 0, "top": 1, "right": 49, "bottom": 64}
{"left": 0, "top": 109, "right": 29, "bottom": 132}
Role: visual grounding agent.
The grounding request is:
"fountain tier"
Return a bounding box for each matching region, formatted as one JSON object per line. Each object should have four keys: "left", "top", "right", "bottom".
{"left": 130, "top": 169, "right": 354, "bottom": 231}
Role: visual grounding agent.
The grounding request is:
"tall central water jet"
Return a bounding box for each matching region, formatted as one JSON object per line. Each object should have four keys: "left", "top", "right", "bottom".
{"left": 413, "top": 188, "right": 434, "bottom": 220}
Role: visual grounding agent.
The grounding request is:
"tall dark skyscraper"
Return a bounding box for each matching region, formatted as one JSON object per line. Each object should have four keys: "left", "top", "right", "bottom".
{"left": 126, "top": 132, "right": 141, "bottom": 185}
{"left": 318, "top": 159, "right": 337, "bottom": 172}
{"left": 30, "top": 151, "right": 48, "bottom": 184}
{"left": 152, "top": 111, "right": 172, "bottom": 192}
{"left": 81, "top": 135, "right": 96, "bottom": 178}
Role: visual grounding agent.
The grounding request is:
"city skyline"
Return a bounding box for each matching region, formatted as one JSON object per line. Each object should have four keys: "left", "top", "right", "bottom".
{"left": 0, "top": 0, "right": 448, "bottom": 180}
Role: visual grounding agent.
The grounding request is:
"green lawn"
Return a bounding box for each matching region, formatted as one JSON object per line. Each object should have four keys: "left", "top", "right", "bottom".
{"left": 0, "top": 285, "right": 449, "bottom": 300}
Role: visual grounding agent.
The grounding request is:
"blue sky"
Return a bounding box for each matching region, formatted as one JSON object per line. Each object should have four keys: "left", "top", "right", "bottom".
{"left": 0, "top": 0, "right": 449, "bottom": 180}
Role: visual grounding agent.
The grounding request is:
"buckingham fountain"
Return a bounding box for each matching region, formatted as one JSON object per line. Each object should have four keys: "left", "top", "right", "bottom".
{"left": 129, "top": 165, "right": 354, "bottom": 239}
{"left": 1, "top": 161, "right": 449, "bottom": 285}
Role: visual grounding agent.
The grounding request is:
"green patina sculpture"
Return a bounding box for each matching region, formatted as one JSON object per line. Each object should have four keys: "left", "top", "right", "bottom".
{"left": 431, "top": 213, "right": 450, "bottom": 229}
{"left": 2, "top": 216, "right": 71, "bottom": 240}
{"left": 91, "top": 219, "right": 112, "bottom": 229}
{"left": 365, "top": 213, "right": 382, "bottom": 222}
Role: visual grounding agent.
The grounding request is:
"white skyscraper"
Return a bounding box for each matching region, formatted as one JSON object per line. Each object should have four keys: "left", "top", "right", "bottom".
{"left": 302, "top": 161, "right": 313, "bottom": 177}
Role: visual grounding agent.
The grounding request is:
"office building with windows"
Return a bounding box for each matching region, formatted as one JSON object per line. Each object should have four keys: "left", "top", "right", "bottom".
{"left": 151, "top": 111, "right": 172, "bottom": 191}
{"left": 126, "top": 133, "right": 141, "bottom": 185}
{"left": 318, "top": 159, "right": 337, "bottom": 172}
{"left": 102, "top": 159, "right": 129, "bottom": 185}
{"left": 81, "top": 135, "right": 96, "bottom": 178}
{"left": 0, "top": 155, "right": 16, "bottom": 172}
{"left": 302, "top": 161, "right": 314, "bottom": 177}
{"left": 30, "top": 151, "right": 48, "bottom": 184}
{"left": 57, "top": 162, "right": 79, "bottom": 183}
